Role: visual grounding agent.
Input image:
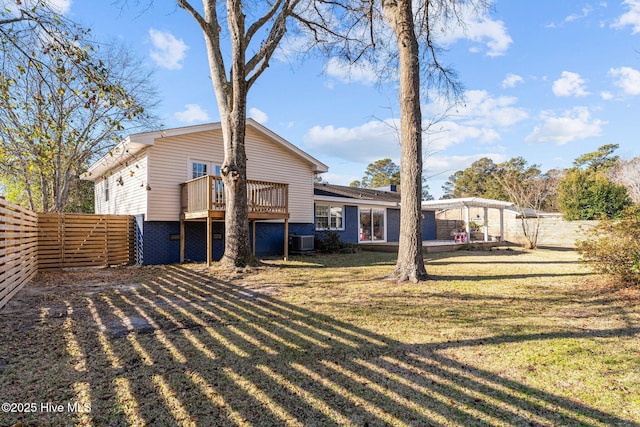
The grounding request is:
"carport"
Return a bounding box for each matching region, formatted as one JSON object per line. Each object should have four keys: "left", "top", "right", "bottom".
{"left": 422, "top": 197, "right": 515, "bottom": 242}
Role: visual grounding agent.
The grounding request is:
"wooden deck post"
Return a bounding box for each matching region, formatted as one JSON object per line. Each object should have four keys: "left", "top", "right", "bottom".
{"left": 179, "top": 218, "right": 185, "bottom": 262}
{"left": 252, "top": 220, "right": 256, "bottom": 256}
{"left": 283, "top": 218, "right": 289, "bottom": 261}
{"left": 206, "top": 176, "right": 212, "bottom": 267}
{"left": 207, "top": 215, "right": 212, "bottom": 267}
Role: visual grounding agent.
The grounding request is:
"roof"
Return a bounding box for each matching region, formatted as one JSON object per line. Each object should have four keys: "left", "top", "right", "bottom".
{"left": 422, "top": 197, "right": 515, "bottom": 210}
{"left": 314, "top": 183, "right": 401, "bottom": 203}
{"left": 506, "top": 207, "right": 564, "bottom": 218}
{"left": 82, "top": 118, "right": 329, "bottom": 180}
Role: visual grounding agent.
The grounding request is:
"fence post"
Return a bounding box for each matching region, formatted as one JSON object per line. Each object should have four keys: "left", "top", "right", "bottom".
{"left": 106, "top": 215, "right": 110, "bottom": 265}
{"left": 60, "top": 214, "right": 65, "bottom": 270}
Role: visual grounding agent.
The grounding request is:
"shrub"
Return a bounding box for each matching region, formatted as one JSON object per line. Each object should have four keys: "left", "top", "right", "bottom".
{"left": 558, "top": 169, "right": 631, "bottom": 220}
{"left": 314, "top": 231, "right": 358, "bottom": 254}
{"left": 576, "top": 204, "right": 640, "bottom": 285}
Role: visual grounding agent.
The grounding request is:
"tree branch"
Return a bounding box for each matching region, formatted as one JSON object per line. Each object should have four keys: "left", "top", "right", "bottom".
{"left": 245, "top": 0, "right": 284, "bottom": 44}
{"left": 245, "top": 2, "right": 295, "bottom": 88}
{"left": 178, "top": 0, "right": 230, "bottom": 102}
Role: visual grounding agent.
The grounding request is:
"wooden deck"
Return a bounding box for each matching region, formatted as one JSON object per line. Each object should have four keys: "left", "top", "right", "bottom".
{"left": 180, "top": 175, "right": 289, "bottom": 220}
{"left": 179, "top": 175, "right": 290, "bottom": 265}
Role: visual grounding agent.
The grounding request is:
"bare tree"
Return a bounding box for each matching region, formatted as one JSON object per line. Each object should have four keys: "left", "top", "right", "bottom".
{"left": 494, "top": 158, "right": 552, "bottom": 249}
{"left": 177, "top": 1, "right": 301, "bottom": 268}
{"left": 609, "top": 157, "right": 640, "bottom": 204}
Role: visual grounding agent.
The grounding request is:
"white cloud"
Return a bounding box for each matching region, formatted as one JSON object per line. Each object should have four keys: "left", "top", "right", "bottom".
{"left": 304, "top": 116, "right": 503, "bottom": 166}
{"left": 174, "top": 104, "right": 210, "bottom": 123}
{"left": 458, "top": 90, "right": 529, "bottom": 127}
{"left": 600, "top": 91, "right": 614, "bottom": 100}
{"left": 425, "top": 121, "right": 500, "bottom": 152}
{"left": 609, "top": 66, "right": 640, "bottom": 95}
{"left": 547, "top": 4, "right": 603, "bottom": 28}
{"left": 421, "top": 89, "right": 527, "bottom": 153}
{"left": 273, "top": 35, "right": 308, "bottom": 63}
{"left": 426, "top": 90, "right": 528, "bottom": 128}
{"left": 148, "top": 28, "right": 189, "bottom": 70}
{"left": 48, "top": 0, "right": 72, "bottom": 14}
{"left": 303, "top": 120, "right": 400, "bottom": 163}
{"left": 306, "top": 89, "right": 528, "bottom": 169}
{"left": 552, "top": 71, "right": 589, "bottom": 97}
{"left": 303, "top": 119, "right": 400, "bottom": 164}
{"left": 437, "top": 5, "right": 512, "bottom": 56}
{"left": 249, "top": 107, "right": 268, "bottom": 124}
{"left": 325, "top": 57, "right": 378, "bottom": 86}
{"left": 3, "top": 0, "right": 72, "bottom": 15}
{"left": 525, "top": 107, "right": 605, "bottom": 145}
{"left": 612, "top": 0, "right": 640, "bottom": 33}
{"left": 502, "top": 73, "right": 524, "bottom": 88}
{"left": 565, "top": 6, "right": 593, "bottom": 22}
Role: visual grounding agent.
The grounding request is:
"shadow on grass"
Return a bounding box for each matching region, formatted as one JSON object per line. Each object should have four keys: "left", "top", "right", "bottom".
{"left": 427, "top": 272, "right": 592, "bottom": 281}
{"left": 283, "top": 248, "right": 581, "bottom": 270}
{"left": 427, "top": 260, "right": 582, "bottom": 266}
{"left": 1, "top": 265, "right": 638, "bottom": 426}
{"left": 277, "top": 252, "right": 398, "bottom": 269}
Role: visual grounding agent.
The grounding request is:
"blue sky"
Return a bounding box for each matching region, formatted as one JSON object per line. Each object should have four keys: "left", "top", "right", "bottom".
{"left": 56, "top": 1, "right": 640, "bottom": 198}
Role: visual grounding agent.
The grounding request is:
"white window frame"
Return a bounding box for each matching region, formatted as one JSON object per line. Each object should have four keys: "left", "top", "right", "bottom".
{"left": 187, "top": 158, "right": 221, "bottom": 180}
{"left": 104, "top": 178, "right": 109, "bottom": 202}
{"left": 358, "top": 206, "right": 387, "bottom": 242}
{"left": 315, "top": 204, "right": 345, "bottom": 231}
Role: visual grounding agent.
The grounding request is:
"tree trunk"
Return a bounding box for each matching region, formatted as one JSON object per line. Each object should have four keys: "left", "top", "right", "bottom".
{"left": 219, "top": 107, "right": 253, "bottom": 268}
{"left": 208, "top": 0, "right": 253, "bottom": 268}
{"left": 382, "top": 0, "right": 428, "bottom": 282}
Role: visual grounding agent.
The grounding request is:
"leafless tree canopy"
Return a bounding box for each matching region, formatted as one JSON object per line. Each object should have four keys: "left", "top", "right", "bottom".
{"left": 609, "top": 157, "right": 640, "bottom": 204}
{"left": 291, "top": 0, "right": 488, "bottom": 101}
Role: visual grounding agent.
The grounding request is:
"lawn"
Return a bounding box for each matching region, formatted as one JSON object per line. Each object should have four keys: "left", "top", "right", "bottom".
{"left": 1, "top": 247, "right": 639, "bottom": 426}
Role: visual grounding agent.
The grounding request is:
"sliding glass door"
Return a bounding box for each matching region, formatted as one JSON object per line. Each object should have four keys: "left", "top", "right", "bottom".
{"left": 359, "top": 208, "right": 386, "bottom": 242}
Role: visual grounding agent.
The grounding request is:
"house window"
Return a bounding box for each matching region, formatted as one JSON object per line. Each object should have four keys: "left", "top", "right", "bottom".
{"left": 188, "top": 159, "right": 221, "bottom": 180}
{"left": 192, "top": 162, "right": 208, "bottom": 179}
{"left": 359, "top": 207, "right": 385, "bottom": 242}
{"left": 104, "top": 178, "right": 109, "bottom": 202}
{"left": 315, "top": 204, "right": 344, "bottom": 230}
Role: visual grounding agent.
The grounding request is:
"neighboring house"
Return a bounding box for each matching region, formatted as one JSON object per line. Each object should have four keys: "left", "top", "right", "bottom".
{"left": 313, "top": 183, "right": 436, "bottom": 244}
{"left": 82, "top": 119, "right": 328, "bottom": 264}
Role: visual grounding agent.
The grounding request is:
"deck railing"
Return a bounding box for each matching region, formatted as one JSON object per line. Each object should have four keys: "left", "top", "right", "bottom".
{"left": 180, "top": 175, "right": 288, "bottom": 216}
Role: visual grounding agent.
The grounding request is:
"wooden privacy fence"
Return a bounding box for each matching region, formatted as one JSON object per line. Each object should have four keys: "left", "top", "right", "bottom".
{"left": 0, "top": 198, "right": 38, "bottom": 309}
{"left": 37, "top": 213, "right": 135, "bottom": 270}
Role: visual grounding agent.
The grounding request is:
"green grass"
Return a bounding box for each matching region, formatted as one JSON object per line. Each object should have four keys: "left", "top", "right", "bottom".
{"left": 1, "top": 247, "right": 639, "bottom": 426}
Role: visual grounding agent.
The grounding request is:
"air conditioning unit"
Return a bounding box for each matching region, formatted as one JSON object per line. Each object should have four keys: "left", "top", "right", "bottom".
{"left": 290, "top": 235, "right": 314, "bottom": 252}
